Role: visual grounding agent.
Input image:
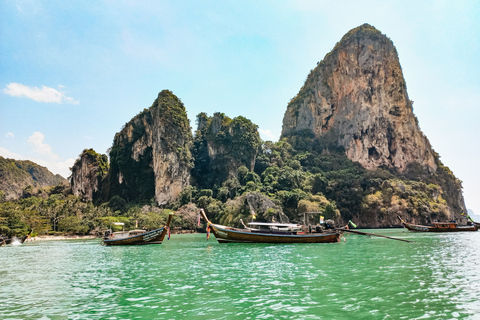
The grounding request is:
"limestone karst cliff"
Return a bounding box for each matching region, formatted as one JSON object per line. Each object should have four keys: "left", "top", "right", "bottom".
{"left": 283, "top": 24, "right": 436, "bottom": 172}
{"left": 281, "top": 23, "right": 466, "bottom": 218}
{"left": 70, "top": 149, "right": 109, "bottom": 202}
{"left": 60, "top": 24, "right": 467, "bottom": 227}
{"left": 106, "top": 90, "right": 193, "bottom": 205}
{"left": 191, "top": 112, "right": 261, "bottom": 189}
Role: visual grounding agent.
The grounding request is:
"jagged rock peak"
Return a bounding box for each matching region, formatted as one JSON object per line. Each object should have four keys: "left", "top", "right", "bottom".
{"left": 337, "top": 23, "right": 384, "bottom": 45}
{"left": 108, "top": 90, "right": 193, "bottom": 205}
{"left": 281, "top": 23, "right": 436, "bottom": 173}
{"left": 70, "top": 148, "right": 109, "bottom": 202}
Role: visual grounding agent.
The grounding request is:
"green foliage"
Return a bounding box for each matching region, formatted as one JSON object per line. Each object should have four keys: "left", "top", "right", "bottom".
{"left": 108, "top": 195, "right": 127, "bottom": 214}
{"left": 136, "top": 210, "right": 172, "bottom": 231}
{"left": 190, "top": 132, "right": 457, "bottom": 227}
{"left": 191, "top": 112, "right": 261, "bottom": 190}
{"left": 0, "top": 194, "right": 117, "bottom": 236}
{"left": 0, "top": 156, "right": 67, "bottom": 200}
{"left": 176, "top": 186, "right": 198, "bottom": 208}
{"left": 73, "top": 149, "right": 110, "bottom": 178}
{"left": 58, "top": 216, "right": 88, "bottom": 234}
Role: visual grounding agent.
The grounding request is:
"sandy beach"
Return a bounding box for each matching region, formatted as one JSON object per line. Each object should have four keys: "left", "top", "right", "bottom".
{"left": 26, "top": 235, "right": 98, "bottom": 242}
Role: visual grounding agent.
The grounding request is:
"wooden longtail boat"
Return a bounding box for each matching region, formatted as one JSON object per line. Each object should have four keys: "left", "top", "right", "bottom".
{"left": 199, "top": 209, "right": 341, "bottom": 243}
{"left": 401, "top": 220, "right": 478, "bottom": 232}
{"left": 103, "top": 213, "right": 173, "bottom": 246}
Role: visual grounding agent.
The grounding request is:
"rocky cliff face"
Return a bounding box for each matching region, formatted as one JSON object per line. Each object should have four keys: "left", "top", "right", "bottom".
{"left": 191, "top": 112, "right": 261, "bottom": 189}
{"left": 282, "top": 24, "right": 436, "bottom": 172}
{"left": 0, "top": 156, "right": 67, "bottom": 200}
{"left": 107, "top": 90, "right": 193, "bottom": 205}
{"left": 281, "top": 24, "right": 466, "bottom": 217}
{"left": 70, "top": 149, "right": 109, "bottom": 202}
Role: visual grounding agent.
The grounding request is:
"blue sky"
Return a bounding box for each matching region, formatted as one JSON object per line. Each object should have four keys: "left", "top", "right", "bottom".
{"left": 1, "top": 0, "right": 479, "bottom": 215}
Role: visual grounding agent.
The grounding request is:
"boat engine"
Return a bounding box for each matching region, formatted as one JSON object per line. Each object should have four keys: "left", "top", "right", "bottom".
{"left": 324, "top": 220, "right": 335, "bottom": 230}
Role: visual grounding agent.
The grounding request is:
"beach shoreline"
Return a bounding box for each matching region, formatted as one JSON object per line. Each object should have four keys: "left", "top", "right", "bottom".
{"left": 26, "top": 235, "right": 98, "bottom": 242}
{"left": 25, "top": 230, "right": 199, "bottom": 242}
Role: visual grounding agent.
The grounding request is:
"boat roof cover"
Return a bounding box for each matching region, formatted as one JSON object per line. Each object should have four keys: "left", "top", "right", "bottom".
{"left": 113, "top": 229, "right": 145, "bottom": 233}
{"left": 112, "top": 222, "right": 125, "bottom": 225}
{"left": 247, "top": 222, "right": 303, "bottom": 227}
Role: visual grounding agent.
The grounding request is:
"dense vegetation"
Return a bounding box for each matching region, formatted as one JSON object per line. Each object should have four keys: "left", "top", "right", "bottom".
{"left": 0, "top": 156, "right": 67, "bottom": 200}
{"left": 174, "top": 134, "right": 454, "bottom": 228}
{"left": 0, "top": 185, "right": 187, "bottom": 237}
{"left": 191, "top": 112, "right": 261, "bottom": 190}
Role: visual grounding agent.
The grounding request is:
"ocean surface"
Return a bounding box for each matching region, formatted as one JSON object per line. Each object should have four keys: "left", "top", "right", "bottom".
{"left": 1, "top": 229, "right": 479, "bottom": 320}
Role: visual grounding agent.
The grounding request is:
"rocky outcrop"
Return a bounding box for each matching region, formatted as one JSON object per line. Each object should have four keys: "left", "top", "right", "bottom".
{"left": 107, "top": 90, "right": 193, "bottom": 205}
{"left": 70, "top": 149, "right": 109, "bottom": 202}
{"left": 0, "top": 156, "right": 67, "bottom": 200}
{"left": 245, "top": 192, "right": 288, "bottom": 223}
{"left": 282, "top": 24, "right": 436, "bottom": 173}
{"left": 191, "top": 112, "right": 261, "bottom": 189}
{"left": 281, "top": 23, "right": 466, "bottom": 217}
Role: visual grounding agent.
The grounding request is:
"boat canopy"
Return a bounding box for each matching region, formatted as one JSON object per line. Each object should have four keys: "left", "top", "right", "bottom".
{"left": 112, "top": 222, "right": 125, "bottom": 226}
{"left": 247, "top": 222, "right": 303, "bottom": 228}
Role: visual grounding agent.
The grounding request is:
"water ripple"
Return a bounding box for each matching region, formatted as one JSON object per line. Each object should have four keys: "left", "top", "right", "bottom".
{"left": 1, "top": 231, "right": 480, "bottom": 319}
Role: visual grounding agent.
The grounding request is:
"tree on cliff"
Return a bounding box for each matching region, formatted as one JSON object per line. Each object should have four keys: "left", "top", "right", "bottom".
{"left": 105, "top": 90, "right": 193, "bottom": 205}
{"left": 191, "top": 112, "right": 261, "bottom": 190}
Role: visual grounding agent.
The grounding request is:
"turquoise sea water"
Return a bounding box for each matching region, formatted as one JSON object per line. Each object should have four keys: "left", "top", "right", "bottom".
{"left": 1, "top": 230, "right": 479, "bottom": 319}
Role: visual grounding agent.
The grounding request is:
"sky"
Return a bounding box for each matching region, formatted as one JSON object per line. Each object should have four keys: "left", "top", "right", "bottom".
{"left": 0, "top": 0, "right": 479, "bottom": 215}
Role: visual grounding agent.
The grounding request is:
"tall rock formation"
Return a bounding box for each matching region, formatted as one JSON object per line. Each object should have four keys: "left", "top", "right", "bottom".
{"left": 106, "top": 90, "right": 193, "bottom": 205}
{"left": 70, "top": 149, "right": 109, "bottom": 202}
{"left": 281, "top": 24, "right": 466, "bottom": 216}
{"left": 282, "top": 24, "right": 436, "bottom": 172}
{"left": 191, "top": 112, "right": 261, "bottom": 189}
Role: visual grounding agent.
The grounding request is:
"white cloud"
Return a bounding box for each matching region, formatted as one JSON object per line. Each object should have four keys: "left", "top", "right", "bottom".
{"left": 5, "top": 132, "right": 14, "bottom": 139}
{"left": 0, "top": 147, "right": 23, "bottom": 160}
{"left": 3, "top": 83, "right": 79, "bottom": 104}
{"left": 33, "top": 156, "right": 75, "bottom": 179}
{"left": 28, "top": 131, "right": 59, "bottom": 161}
{"left": 258, "top": 128, "right": 278, "bottom": 141}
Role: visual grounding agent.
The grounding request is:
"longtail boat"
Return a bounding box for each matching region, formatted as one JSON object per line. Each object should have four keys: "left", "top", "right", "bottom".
{"left": 199, "top": 209, "right": 341, "bottom": 243}
{"left": 103, "top": 213, "right": 173, "bottom": 245}
{"left": 399, "top": 217, "right": 478, "bottom": 233}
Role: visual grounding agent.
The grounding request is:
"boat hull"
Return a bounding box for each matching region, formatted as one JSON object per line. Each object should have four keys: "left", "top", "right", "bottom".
{"left": 103, "top": 227, "right": 167, "bottom": 246}
{"left": 210, "top": 224, "right": 341, "bottom": 243}
{"left": 403, "top": 223, "right": 478, "bottom": 232}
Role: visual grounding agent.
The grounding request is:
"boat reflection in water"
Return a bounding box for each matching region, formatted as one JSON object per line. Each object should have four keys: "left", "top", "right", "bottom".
{"left": 103, "top": 213, "right": 173, "bottom": 245}
{"left": 199, "top": 209, "right": 341, "bottom": 244}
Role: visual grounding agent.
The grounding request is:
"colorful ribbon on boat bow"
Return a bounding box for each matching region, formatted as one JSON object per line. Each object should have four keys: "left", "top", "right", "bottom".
{"left": 348, "top": 220, "right": 357, "bottom": 228}
{"left": 167, "top": 226, "right": 170, "bottom": 240}
{"left": 206, "top": 223, "right": 211, "bottom": 240}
